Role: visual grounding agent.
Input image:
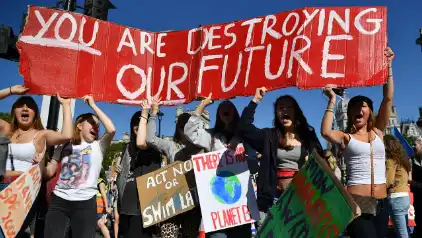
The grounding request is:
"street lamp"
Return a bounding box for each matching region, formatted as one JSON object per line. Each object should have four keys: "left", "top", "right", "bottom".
{"left": 157, "top": 111, "right": 164, "bottom": 138}
{"left": 122, "top": 132, "right": 130, "bottom": 144}
{"left": 416, "top": 29, "right": 422, "bottom": 51}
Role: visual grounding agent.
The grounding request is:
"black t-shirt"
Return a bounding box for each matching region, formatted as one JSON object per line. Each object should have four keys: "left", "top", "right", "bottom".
{"left": 119, "top": 148, "right": 161, "bottom": 215}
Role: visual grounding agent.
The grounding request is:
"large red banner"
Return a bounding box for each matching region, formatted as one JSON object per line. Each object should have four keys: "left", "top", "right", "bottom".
{"left": 18, "top": 6, "right": 387, "bottom": 105}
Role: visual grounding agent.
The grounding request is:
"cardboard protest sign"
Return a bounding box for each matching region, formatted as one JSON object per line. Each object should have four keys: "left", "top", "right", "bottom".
{"left": 192, "top": 145, "right": 260, "bottom": 233}
{"left": 0, "top": 165, "right": 42, "bottom": 238}
{"left": 18, "top": 6, "right": 387, "bottom": 105}
{"left": 257, "top": 151, "right": 360, "bottom": 238}
{"left": 136, "top": 160, "right": 197, "bottom": 227}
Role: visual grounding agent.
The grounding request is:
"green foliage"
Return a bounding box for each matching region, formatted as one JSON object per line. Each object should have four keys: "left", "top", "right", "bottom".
{"left": 0, "top": 112, "right": 12, "bottom": 123}
{"left": 404, "top": 134, "right": 416, "bottom": 147}
{"left": 101, "top": 142, "right": 125, "bottom": 177}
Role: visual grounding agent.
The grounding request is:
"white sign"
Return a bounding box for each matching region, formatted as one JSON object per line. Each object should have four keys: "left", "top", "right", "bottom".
{"left": 192, "top": 145, "right": 260, "bottom": 233}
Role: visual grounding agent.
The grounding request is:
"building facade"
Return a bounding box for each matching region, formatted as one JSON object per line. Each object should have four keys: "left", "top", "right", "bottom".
{"left": 385, "top": 105, "right": 400, "bottom": 135}
{"left": 401, "top": 107, "right": 422, "bottom": 139}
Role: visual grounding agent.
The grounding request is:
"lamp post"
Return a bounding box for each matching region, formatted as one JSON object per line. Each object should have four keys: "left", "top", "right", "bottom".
{"left": 417, "top": 29, "right": 422, "bottom": 51}
{"left": 157, "top": 111, "right": 164, "bottom": 138}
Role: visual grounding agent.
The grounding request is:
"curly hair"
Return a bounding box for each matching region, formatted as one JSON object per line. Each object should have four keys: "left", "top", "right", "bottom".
{"left": 384, "top": 134, "right": 411, "bottom": 172}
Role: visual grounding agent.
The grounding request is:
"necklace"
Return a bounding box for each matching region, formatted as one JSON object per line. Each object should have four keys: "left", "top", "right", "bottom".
{"left": 355, "top": 131, "right": 367, "bottom": 136}
{"left": 15, "top": 129, "right": 34, "bottom": 140}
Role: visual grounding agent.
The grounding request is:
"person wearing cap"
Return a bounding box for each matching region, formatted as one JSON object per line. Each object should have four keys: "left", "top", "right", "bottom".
{"left": 321, "top": 47, "right": 395, "bottom": 238}
{"left": 43, "top": 95, "right": 115, "bottom": 238}
{"left": 410, "top": 136, "right": 422, "bottom": 237}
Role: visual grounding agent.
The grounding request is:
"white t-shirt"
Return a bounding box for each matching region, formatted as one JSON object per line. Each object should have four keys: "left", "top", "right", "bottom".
{"left": 54, "top": 140, "right": 105, "bottom": 201}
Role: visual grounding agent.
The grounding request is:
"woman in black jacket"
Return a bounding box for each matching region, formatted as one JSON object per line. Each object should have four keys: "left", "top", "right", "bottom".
{"left": 116, "top": 111, "right": 162, "bottom": 238}
{"left": 239, "top": 87, "right": 323, "bottom": 214}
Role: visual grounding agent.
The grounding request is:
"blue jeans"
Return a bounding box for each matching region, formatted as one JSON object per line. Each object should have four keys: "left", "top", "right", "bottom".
{"left": 387, "top": 196, "right": 411, "bottom": 238}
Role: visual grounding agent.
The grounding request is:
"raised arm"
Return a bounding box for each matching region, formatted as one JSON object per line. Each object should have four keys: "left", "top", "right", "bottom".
{"left": 41, "top": 94, "right": 73, "bottom": 146}
{"left": 321, "top": 86, "right": 347, "bottom": 147}
{"left": 84, "top": 95, "right": 116, "bottom": 151}
{"left": 184, "top": 93, "right": 214, "bottom": 151}
{"left": 136, "top": 100, "right": 150, "bottom": 150}
{"left": 146, "top": 99, "right": 175, "bottom": 160}
{"left": 238, "top": 87, "right": 267, "bottom": 153}
{"left": 375, "top": 47, "right": 395, "bottom": 132}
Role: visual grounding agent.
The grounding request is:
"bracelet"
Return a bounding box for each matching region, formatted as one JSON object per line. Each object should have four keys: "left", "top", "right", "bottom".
{"left": 139, "top": 116, "right": 148, "bottom": 120}
{"left": 388, "top": 74, "right": 393, "bottom": 77}
{"left": 9, "top": 87, "right": 12, "bottom": 95}
{"left": 325, "top": 109, "right": 334, "bottom": 113}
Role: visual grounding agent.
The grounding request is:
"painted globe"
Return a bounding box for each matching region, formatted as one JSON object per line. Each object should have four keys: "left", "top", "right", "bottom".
{"left": 210, "top": 171, "right": 242, "bottom": 204}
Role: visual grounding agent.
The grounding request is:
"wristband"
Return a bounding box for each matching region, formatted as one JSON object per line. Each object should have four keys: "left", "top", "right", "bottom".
{"left": 140, "top": 116, "right": 148, "bottom": 120}
{"left": 9, "top": 87, "right": 12, "bottom": 95}
{"left": 325, "top": 109, "right": 334, "bottom": 113}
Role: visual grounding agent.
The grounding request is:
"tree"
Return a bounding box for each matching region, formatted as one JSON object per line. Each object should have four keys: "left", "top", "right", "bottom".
{"left": 0, "top": 112, "right": 12, "bottom": 123}
{"left": 101, "top": 142, "right": 125, "bottom": 178}
{"left": 404, "top": 134, "right": 416, "bottom": 147}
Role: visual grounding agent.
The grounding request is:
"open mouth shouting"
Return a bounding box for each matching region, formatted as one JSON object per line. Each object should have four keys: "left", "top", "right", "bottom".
{"left": 89, "top": 128, "right": 98, "bottom": 137}
{"left": 354, "top": 114, "right": 364, "bottom": 121}
{"left": 282, "top": 114, "right": 291, "bottom": 121}
{"left": 20, "top": 112, "right": 30, "bottom": 122}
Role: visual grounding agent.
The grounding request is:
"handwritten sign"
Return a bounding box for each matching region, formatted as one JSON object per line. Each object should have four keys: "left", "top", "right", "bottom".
{"left": 0, "top": 165, "right": 42, "bottom": 238}
{"left": 192, "top": 145, "right": 260, "bottom": 233}
{"left": 18, "top": 6, "right": 387, "bottom": 105}
{"left": 257, "top": 151, "right": 360, "bottom": 238}
{"left": 136, "top": 160, "right": 197, "bottom": 227}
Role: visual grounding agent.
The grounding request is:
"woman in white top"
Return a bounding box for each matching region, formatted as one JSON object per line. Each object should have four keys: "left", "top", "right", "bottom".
{"left": 321, "top": 47, "right": 395, "bottom": 238}
{"left": 0, "top": 85, "right": 72, "bottom": 238}
{"left": 0, "top": 85, "right": 73, "bottom": 179}
{"left": 43, "top": 95, "right": 115, "bottom": 238}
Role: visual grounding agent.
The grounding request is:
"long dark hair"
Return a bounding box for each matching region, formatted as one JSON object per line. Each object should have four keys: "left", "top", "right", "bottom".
{"left": 10, "top": 96, "right": 44, "bottom": 136}
{"left": 273, "top": 95, "right": 315, "bottom": 148}
{"left": 129, "top": 111, "right": 142, "bottom": 159}
{"left": 384, "top": 135, "right": 411, "bottom": 172}
{"left": 213, "top": 100, "right": 240, "bottom": 141}
{"left": 128, "top": 111, "right": 161, "bottom": 169}
{"left": 173, "top": 113, "right": 191, "bottom": 144}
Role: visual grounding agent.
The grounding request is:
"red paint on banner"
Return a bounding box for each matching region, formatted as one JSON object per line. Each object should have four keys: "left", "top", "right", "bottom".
{"left": 210, "top": 205, "right": 252, "bottom": 230}
{"left": 192, "top": 152, "right": 222, "bottom": 172}
{"left": 295, "top": 171, "right": 339, "bottom": 238}
{"left": 18, "top": 6, "right": 387, "bottom": 105}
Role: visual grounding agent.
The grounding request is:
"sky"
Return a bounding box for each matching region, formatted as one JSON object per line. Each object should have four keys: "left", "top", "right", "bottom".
{"left": 1, "top": 0, "right": 421, "bottom": 147}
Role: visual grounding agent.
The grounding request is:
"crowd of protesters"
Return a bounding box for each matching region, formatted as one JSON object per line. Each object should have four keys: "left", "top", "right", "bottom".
{"left": 1, "top": 46, "right": 422, "bottom": 238}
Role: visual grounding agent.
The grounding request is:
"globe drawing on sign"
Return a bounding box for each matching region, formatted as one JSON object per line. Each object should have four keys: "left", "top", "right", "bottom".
{"left": 210, "top": 171, "right": 242, "bottom": 204}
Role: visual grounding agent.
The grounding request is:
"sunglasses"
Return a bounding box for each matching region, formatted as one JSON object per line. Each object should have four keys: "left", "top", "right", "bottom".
{"left": 77, "top": 114, "right": 100, "bottom": 128}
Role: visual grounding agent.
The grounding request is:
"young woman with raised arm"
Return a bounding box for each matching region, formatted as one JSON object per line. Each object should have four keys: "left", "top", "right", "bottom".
{"left": 321, "top": 47, "right": 395, "bottom": 238}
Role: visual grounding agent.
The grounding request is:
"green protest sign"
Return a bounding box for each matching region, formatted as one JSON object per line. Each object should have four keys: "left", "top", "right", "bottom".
{"left": 257, "top": 150, "right": 360, "bottom": 238}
